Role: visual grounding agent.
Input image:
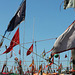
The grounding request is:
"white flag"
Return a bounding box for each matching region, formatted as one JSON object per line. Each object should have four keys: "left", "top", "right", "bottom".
{"left": 52, "top": 21, "right": 75, "bottom": 54}
{"left": 64, "top": 0, "right": 75, "bottom": 9}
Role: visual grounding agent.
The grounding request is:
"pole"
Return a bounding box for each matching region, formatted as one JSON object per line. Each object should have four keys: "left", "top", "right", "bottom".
{"left": 71, "top": 49, "right": 75, "bottom": 75}
{"left": 5, "top": 45, "right": 7, "bottom": 73}
{"left": 58, "top": 54, "right": 60, "bottom": 74}
{"left": 35, "top": 41, "right": 38, "bottom": 70}
{"left": 40, "top": 64, "right": 42, "bottom": 75}
{"left": 22, "top": 20, "right": 25, "bottom": 73}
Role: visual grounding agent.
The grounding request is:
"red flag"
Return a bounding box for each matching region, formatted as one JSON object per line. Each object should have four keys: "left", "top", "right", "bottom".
{"left": 19, "top": 60, "right": 21, "bottom": 65}
{"left": 49, "top": 63, "right": 53, "bottom": 66}
{"left": 26, "top": 44, "right": 33, "bottom": 56}
{"left": 65, "top": 54, "right": 67, "bottom": 58}
{"left": 59, "top": 55, "right": 60, "bottom": 59}
{"left": 10, "top": 28, "right": 20, "bottom": 47}
{"left": 19, "top": 50, "right": 21, "bottom": 55}
{"left": 52, "top": 57, "right": 54, "bottom": 63}
{"left": 3, "top": 46, "right": 13, "bottom": 54}
{"left": 46, "top": 65, "right": 48, "bottom": 68}
{"left": 2, "top": 28, "right": 19, "bottom": 54}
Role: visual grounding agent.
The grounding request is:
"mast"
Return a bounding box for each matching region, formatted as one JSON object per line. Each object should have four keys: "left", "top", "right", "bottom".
{"left": 5, "top": 45, "right": 7, "bottom": 73}
{"left": 35, "top": 41, "right": 38, "bottom": 71}
{"left": 71, "top": 49, "right": 75, "bottom": 75}
{"left": 32, "top": 17, "right": 35, "bottom": 75}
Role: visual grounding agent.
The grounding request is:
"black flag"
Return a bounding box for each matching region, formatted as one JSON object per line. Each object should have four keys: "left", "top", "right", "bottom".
{"left": 0, "top": 0, "right": 26, "bottom": 47}
{"left": 7, "top": 0, "right": 26, "bottom": 31}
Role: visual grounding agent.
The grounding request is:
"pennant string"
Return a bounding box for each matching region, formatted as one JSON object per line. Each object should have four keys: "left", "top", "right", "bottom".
{"left": 0, "top": 34, "right": 54, "bottom": 60}
{"left": 0, "top": 34, "right": 60, "bottom": 68}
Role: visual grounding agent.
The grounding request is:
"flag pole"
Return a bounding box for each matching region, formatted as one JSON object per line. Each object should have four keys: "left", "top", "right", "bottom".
{"left": 71, "top": 49, "right": 75, "bottom": 75}
{"left": 22, "top": 12, "right": 26, "bottom": 74}
{"left": 35, "top": 41, "right": 38, "bottom": 70}
{"left": 5, "top": 45, "right": 7, "bottom": 73}
{"left": 68, "top": 51, "right": 69, "bottom": 70}
{"left": 58, "top": 54, "right": 60, "bottom": 73}
{"left": 32, "top": 17, "right": 35, "bottom": 75}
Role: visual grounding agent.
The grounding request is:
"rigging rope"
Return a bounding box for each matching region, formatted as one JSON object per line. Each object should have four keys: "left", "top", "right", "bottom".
{"left": 0, "top": 34, "right": 53, "bottom": 60}
{"left": 0, "top": 34, "right": 60, "bottom": 67}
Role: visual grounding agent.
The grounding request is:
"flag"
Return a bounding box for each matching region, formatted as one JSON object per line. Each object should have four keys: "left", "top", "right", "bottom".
{"left": 29, "top": 63, "right": 32, "bottom": 67}
{"left": 49, "top": 63, "right": 53, "bottom": 66}
{"left": 65, "top": 54, "right": 67, "bottom": 58}
{"left": 2, "top": 28, "right": 20, "bottom": 54}
{"left": 38, "top": 65, "right": 42, "bottom": 74}
{"left": 42, "top": 50, "right": 46, "bottom": 58}
{"left": 64, "top": 0, "right": 75, "bottom": 9}
{"left": 59, "top": 55, "right": 60, "bottom": 59}
{"left": 46, "top": 65, "right": 48, "bottom": 68}
{"left": 19, "top": 49, "right": 21, "bottom": 55}
{"left": 29, "top": 59, "right": 34, "bottom": 67}
{"left": 42, "top": 50, "right": 45, "bottom": 54}
{"left": 60, "top": 63, "right": 62, "bottom": 69}
{"left": 52, "top": 57, "right": 54, "bottom": 63}
{"left": 0, "top": 0, "right": 26, "bottom": 48}
{"left": 52, "top": 20, "right": 75, "bottom": 54}
{"left": 19, "top": 60, "right": 21, "bottom": 65}
{"left": 7, "top": 0, "right": 26, "bottom": 31}
{"left": 10, "top": 28, "right": 20, "bottom": 47}
{"left": 26, "top": 44, "right": 33, "bottom": 56}
{"left": 3, "top": 46, "right": 13, "bottom": 54}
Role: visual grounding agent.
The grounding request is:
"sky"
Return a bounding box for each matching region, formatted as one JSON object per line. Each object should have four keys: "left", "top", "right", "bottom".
{"left": 0, "top": 0, "right": 75, "bottom": 73}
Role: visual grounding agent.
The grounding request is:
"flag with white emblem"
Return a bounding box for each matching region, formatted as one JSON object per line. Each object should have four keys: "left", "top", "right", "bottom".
{"left": 7, "top": 0, "right": 26, "bottom": 31}
{"left": 0, "top": 0, "right": 26, "bottom": 48}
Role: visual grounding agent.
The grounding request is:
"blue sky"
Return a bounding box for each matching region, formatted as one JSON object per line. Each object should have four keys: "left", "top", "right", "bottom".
{"left": 0, "top": 0, "right": 74, "bottom": 73}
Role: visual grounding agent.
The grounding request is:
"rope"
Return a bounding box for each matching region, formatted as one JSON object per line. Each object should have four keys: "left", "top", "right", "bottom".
{"left": 0, "top": 34, "right": 47, "bottom": 60}
{"left": 45, "top": 48, "right": 53, "bottom": 54}
{"left": 21, "top": 38, "right": 57, "bottom": 45}
{"left": 0, "top": 34, "right": 60, "bottom": 68}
